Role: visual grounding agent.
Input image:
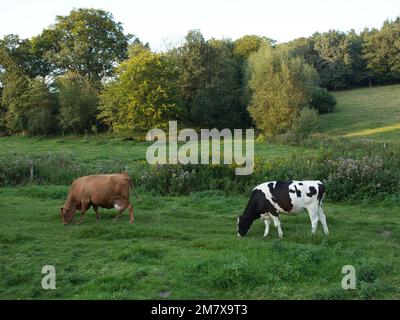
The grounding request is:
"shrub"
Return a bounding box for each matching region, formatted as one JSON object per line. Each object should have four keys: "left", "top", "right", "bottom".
{"left": 1, "top": 139, "right": 399, "bottom": 202}
{"left": 326, "top": 155, "right": 399, "bottom": 201}
{"left": 310, "top": 88, "right": 337, "bottom": 114}
{"left": 292, "top": 107, "right": 320, "bottom": 140}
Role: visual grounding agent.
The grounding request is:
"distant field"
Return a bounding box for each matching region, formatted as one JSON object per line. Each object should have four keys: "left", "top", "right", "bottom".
{"left": 0, "top": 186, "right": 398, "bottom": 299}
{"left": 0, "top": 135, "right": 315, "bottom": 164}
{"left": 320, "top": 84, "right": 400, "bottom": 143}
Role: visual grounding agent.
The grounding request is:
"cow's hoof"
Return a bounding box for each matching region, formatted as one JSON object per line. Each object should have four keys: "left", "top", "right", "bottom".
{"left": 129, "top": 221, "right": 134, "bottom": 224}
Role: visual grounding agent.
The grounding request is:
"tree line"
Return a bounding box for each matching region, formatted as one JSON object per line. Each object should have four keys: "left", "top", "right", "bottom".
{"left": 0, "top": 8, "right": 399, "bottom": 137}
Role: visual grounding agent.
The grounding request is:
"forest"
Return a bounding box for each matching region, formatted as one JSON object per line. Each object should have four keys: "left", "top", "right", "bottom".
{"left": 1, "top": 8, "right": 400, "bottom": 137}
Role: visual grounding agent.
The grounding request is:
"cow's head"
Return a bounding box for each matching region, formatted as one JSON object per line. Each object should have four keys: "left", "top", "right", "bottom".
{"left": 60, "top": 207, "right": 75, "bottom": 225}
{"left": 237, "top": 214, "right": 254, "bottom": 237}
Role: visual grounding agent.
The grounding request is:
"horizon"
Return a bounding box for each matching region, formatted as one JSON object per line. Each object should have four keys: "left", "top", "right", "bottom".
{"left": 1, "top": 0, "right": 400, "bottom": 51}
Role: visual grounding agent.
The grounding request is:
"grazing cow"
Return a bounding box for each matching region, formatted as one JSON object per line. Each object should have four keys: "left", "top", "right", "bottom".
{"left": 237, "top": 180, "right": 328, "bottom": 238}
{"left": 60, "top": 173, "right": 135, "bottom": 225}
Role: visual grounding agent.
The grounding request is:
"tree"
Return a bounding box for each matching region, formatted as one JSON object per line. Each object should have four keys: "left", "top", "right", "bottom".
{"left": 363, "top": 18, "right": 400, "bottom": 84}
{"left": 287, "top": 31, "right": 368, "bottom": 89}
{"left": 36, "top": 8, "right": 134, "bottom": 83}
{"left": 174, "top": 30, "right": 209, "bottom": 123}
{"left": 190, "top": 38, "right": 245, "bottom": 128}
{"left": 1, "top": 71, "right": 30, "bottom": 133}
{"left": 24, "top": 79, "right": 57, "bottom": 135}
{"left": 98, "top": 45, "right": 182, "bottom": 135}
{"left": 309, "top": 87, "right": 337, "bottom": 114}
{"left": 1, "top": 71, "right": 56, "bottom": 135}
{"left": 247, "top": 45, "right": 318, "bottom": 135}
{"left": 234, "top": 35, "right": 275, "bottom": 60}
{"left": 345, "top": 30, "right": 368, "bottom": 86}
{"left": 0, "top": 34, "right": 51, "bottom": 79}
{"left": 57, "top": 72, "right": 99, "bottom": 134}
{"left": 313, "top": 30, "right": 354, "bottom": 90}
{"left": 174, "top": 31, "right": 248, "bottom": 128}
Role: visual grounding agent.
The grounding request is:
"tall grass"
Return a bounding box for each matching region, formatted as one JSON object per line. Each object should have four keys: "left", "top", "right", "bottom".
{"left": 1, "top": 138, "right": 399, "bottom": 202}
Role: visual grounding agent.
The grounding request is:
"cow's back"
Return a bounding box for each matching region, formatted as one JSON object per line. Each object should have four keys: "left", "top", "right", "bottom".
{"left": 71, "top": 174, "right": 132, "bottom": 208}
{"left": 253, "top": 180, "right": 324, "bottom": 214}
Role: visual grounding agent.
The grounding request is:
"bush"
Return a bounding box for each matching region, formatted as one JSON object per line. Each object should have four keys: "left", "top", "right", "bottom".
{"left": 1, "top": 139, "right": 399, "bottom": 202}
{"left": 310, "top": 88, "right": 337, "bottom": 114}
{"left": 292, "top": 107, "right": 320, "bottom": 140}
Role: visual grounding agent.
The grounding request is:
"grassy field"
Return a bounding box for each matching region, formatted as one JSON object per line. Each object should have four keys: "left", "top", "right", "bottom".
{"left": 0, "top": 135, "right": 315, "bottom": 164}
{"left": 0, "top": 186, "right": 398, "bottom": 299}
{"left": 320, "top": 84, "right": 400, "bottom": 143}
{"left": 1, "top": 84, "right": 400, "bottom": 300}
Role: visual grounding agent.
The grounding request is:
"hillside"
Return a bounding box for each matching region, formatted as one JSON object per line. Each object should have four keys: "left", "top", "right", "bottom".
{"left": 320, "top": 84, "right": 400, "bottom": 143}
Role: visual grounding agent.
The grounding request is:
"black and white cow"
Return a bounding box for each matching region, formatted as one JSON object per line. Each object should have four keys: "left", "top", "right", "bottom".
{"left": 237, "top": 180, "right": 328, "bottom": 238}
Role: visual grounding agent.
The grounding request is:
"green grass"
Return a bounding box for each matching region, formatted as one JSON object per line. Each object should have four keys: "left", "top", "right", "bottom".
{"left": 0, "top": 186, "right": 398, "bottom": 299}
{"left": 320, "top": 84, "right": 400, "bottom": 143}
{"left": 0, "top": 134, "right": 314, "bottom": 164}
{"left": 1, "top": 84, "right": 400, "bottom": 299}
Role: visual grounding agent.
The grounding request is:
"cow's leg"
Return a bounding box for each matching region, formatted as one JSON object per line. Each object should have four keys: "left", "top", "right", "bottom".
{"left": 113, "top": 200, "right": 126, "bottom": 223}
{"left": 318, "top": 207, "right": 329, "bottom": 235}
{"left": 113, "top": 199, "right": 133, "bottom": 224}
{"left": 263, "top": 216, "right": 271, "bottom": 237}
{"left": 307, "top": 207, "right": 319, "bottom": 235}
{"left": 77, "top": 202, "right": 91, "bottom": 225}
{"left": 113, "top": 209, "right": 124, "bottom": 223}
{"left": 93, "top": 205, "right": 100, "bottom": 223}
{"left": 128, "top": 203, "right": 134, "bottom": 224}
{"left": 269, "top": 214, "right": 283, "bottom": 239}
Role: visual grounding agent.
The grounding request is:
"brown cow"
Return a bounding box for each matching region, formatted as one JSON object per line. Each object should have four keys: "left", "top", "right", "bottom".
{"left": 60, "top": 173, "right": 134, "bottom": 225}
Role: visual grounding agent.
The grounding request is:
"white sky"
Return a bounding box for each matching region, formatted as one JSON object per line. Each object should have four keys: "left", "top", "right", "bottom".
{"left": 0, "top": 0, "right": 399, "bottom": 51}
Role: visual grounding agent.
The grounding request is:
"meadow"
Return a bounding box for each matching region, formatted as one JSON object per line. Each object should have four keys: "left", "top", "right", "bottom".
{"left": 0, "top": 186, "right": 399, "bottom": 299}
{"left": 319, "top": 84, "right": 400, "bottom": 143}
{"left": 0, "top": 85, "right": 399, "bottom": 300}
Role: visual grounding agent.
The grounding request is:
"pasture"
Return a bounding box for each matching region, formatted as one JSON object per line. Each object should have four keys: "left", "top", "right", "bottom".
{"left": 0, "top": 186, "right": 399, "bottom": 299}
{"left": 321, "top": 84, "right": 400, "bottom": 143}
{"left": 1, "top": 84, "right": 400, "bottom": 300}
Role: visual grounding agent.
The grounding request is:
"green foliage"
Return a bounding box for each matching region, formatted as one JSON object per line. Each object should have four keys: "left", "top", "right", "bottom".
{"left": 1, "top": 137, "right": 399, "bottom": 203}
{"left": 363, "top": 17, "right": 400, "bottom": 84}
{"left": 1, "top": 71, "right": 30, "bottom": 133}
{"left": 0, "top": 34, "right": 49, "bottom": 79}
{"left": 313, "top": 30, "right": 365, "bottom": 90}
{"left": 35, "top": 8, "right": 133, "bottom": 83}
{"left": 191, "top": 39, "right": 244, "bottom": 128}
{"left": 287, "top": 30, "right": 368, "bottom": 89}
{"left": 174, "top": 31, "right": 247, "bottom": 128}
{"left": 310, "top": 88, "right": 337, "bottom": 114}
{"left": 57, "top": 72, "right": 99, "bottom": 134}
{"left": 233, "top": 35, "right": 274, "bottom": 59}
{"left": 22, "top": 79, "right": 57, "bottom": 135}
{"left": 247, "top": 45, "right": 319, "bottom": 135}
{"left": 292, "top": 107, "right": 320, "bottom": 139}
{"left": 1, "top": 71, "right": 56, "bottom": 135}
{"left": 98, "top": 45, "right": 182, "bottom": 135}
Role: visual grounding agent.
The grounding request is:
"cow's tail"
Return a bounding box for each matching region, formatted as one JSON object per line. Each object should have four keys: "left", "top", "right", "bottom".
{"left": 128, "top": 175, "right": 142, "bottom": 202}
{"left": 317, "top": 182, "right": 325, "bottom": 206}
